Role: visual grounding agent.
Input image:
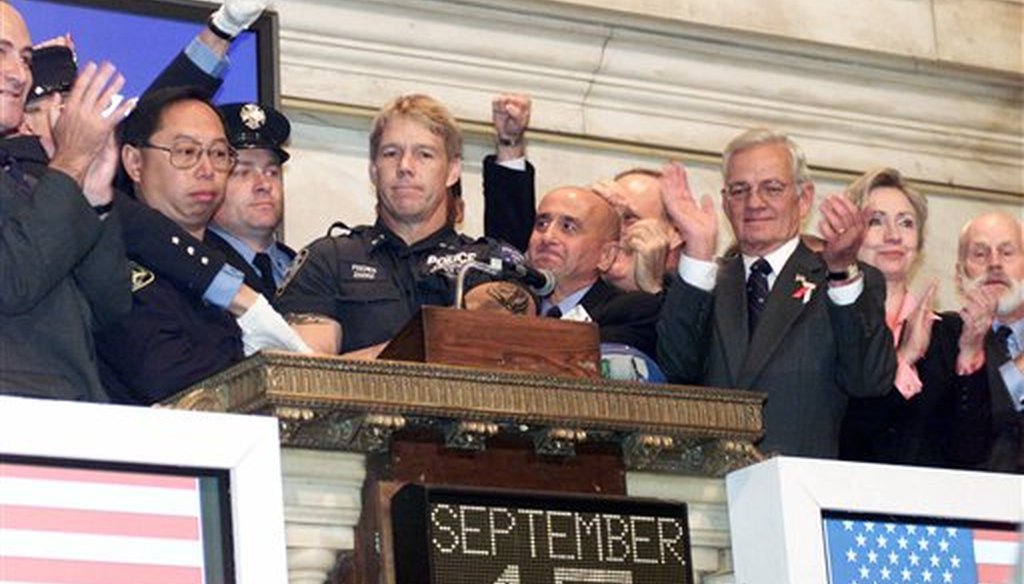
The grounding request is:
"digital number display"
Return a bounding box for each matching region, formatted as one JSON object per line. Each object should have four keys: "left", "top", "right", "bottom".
{"left": 391, "top": 485, "right": 693, "bottom": 584}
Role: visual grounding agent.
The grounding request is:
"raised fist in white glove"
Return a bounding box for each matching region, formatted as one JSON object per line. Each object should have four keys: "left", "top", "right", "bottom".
{"left": 211, "top": 0, "right": 269, "bottom": 38}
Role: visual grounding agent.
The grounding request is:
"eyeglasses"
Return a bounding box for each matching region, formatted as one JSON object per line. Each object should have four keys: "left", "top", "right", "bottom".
{"left": 723, "top": 180, "right": 791, "bottom": 200}
{"left": 140, "top": 138, "right": 237, "bottom": 172}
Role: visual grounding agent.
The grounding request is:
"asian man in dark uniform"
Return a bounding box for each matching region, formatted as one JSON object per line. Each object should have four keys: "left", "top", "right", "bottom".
{"left": 96, "top": 87, "right": 308, "bottom": 405}
{"left": 11, "top": 0, "right": 277, "bottom": 319}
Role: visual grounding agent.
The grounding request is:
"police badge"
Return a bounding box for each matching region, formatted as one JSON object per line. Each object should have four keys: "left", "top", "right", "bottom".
{"left": 239, "top": 103, "right": 266, "bottom": 130}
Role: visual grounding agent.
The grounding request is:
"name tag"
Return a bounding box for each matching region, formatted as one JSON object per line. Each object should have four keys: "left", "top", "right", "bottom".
{"left": 350, "top": 264, "right": 378, "bottom": 280}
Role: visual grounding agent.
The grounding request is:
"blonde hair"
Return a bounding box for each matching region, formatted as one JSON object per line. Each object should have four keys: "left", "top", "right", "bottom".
{"left": 846, "top": 167, "right": 928, "bottom": 250}
{"left": 369, "top": 94, "right": 462, "bottom": 161}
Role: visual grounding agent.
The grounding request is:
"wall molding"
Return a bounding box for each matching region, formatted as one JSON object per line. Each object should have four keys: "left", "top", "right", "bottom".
{"left": 274, "top": 0, "right": 1021, "bottom": 196}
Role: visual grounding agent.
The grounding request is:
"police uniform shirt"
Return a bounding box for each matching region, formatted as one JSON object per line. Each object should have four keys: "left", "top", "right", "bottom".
{"left": 207, "top": 223, "right": 294, "bottom": 284}
{"left": 275, "top": 221, "right": 522, "bottom": 353}
{"left": 95, "top": 264, "right": 245, "bottom": 406}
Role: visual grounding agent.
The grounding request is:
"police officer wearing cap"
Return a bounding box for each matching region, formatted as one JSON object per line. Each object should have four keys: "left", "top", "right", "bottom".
{"left": 275, "top": 94, "right": 528, "bottom": 357}
{"left": 207, "top": 102, "right": 296, "bottom": 300}
{"left": 96, "top": 87, "right": 310, "bottom": 405}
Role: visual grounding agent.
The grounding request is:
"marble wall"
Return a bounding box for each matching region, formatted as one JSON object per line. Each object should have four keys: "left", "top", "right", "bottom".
{"left": 246, "top": 0, "right": 1023, "bottom": 311}
{"left": 281, "top": 114, "right": 1018, "bottom": 311}
{"left": 232, "top": 4, "right": 1022, "bottom": 581}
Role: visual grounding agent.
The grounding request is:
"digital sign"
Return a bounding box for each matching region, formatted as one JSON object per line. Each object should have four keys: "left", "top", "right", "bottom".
{"left": 391, "top": 485, "right": 693, "bottom": 584}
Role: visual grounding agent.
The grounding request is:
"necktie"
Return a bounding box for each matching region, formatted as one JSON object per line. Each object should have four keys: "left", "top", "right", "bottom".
{"left": 989, "top": 326, "right": 1024, "bottom": 471}
{"left": 545, "top": 306, "right": 562, "bottom": 319}
{"left": 992, "top": 326, "right": 1013, "bottom": 366}
{"left": 747, "top": 258, "right": 772, "bottom": 334}
{"left": 252, "top": 252, "right": 278, "bottom": 299}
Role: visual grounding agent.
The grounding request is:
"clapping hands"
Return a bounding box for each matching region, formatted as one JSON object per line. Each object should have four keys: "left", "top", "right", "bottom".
{"left": 660, "top": 161, "right": 717, "bottom": 261}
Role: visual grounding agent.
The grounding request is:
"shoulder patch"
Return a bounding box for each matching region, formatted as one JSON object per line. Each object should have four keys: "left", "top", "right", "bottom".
{"left": 129, "top": 262, "right": 155, "bottom": 293}
{"left": 275, "top": 247, "right": 310, "bottom": 297}
{"left": 496, "top": 243, "right": 525, "bottom": 265}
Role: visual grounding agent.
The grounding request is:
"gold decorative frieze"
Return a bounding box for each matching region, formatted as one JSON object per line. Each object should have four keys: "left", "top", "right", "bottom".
{"left": 168, "top": 352, "right": 764, "bottom": 473}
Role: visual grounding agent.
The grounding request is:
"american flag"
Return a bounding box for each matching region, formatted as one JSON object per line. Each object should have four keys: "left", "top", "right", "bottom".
{"left": 0, "top": 462, "right": 207, "bottom": 584}
{"left": 823, "top": 515, "right": 1020, "bottom": 584}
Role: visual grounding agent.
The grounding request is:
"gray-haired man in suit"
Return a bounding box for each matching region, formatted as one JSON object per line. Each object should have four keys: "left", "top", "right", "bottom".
{"left": 656, "top": 128, "right": 896, "bottom": 458}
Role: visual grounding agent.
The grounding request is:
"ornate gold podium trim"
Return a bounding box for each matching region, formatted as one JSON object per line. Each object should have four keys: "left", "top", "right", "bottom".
{"left": 168, "top": 352, "right": 765, "bottom": 474}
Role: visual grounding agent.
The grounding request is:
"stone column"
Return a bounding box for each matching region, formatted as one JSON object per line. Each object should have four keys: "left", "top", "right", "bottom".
{"left": 281, "top": 449, "right": 366, "bottom": 584}
{"left": 627, "top": 473, "right": 734, "bottom": 584}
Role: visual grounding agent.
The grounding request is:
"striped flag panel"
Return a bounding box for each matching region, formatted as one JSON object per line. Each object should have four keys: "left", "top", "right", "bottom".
{"left": 0, "top": 462, "right": 206, "bottom": 584}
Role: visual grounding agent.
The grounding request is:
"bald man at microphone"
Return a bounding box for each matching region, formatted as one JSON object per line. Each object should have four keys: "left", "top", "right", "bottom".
{"left": 527, "top": 186, "right": 662, "bottom": 359}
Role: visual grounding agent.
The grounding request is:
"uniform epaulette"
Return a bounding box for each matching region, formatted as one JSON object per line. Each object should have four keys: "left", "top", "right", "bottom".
{"left": 276, "top": 247, "right": 309, "bottom": 296}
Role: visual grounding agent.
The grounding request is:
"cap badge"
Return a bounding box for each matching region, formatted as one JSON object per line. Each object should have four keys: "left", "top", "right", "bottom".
{"left": 239, "top": 103, "right": 266, "bottom": 130}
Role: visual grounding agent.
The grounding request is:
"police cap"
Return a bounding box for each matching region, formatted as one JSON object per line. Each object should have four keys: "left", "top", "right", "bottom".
{"left": 28, "top": 46, "right": 76, "bottom": 103}
{"left": 218, "top": 102, "right": 291, "bottom": 163}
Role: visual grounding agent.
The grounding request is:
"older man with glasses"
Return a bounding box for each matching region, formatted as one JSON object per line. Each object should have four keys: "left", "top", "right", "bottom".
{"left": 95, "top": 86, "right": 307, "bottom": 406}
{"left": 656, "top": 128, "right": 896, "bottom": 458}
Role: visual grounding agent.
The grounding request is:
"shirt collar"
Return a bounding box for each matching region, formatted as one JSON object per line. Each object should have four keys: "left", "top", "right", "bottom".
{"left": 540, "top": 283, "right": 593, "bottom": 316}
{"left": 372, "top": 219, "right": 456, "bottom": 253}
{"left": 208, "top": 224, "right": 288, "bottom": 269}
{"left": 894, "top": 290, "right": 918, "bottom": 327}
{"left": 994, "top": 316, "right": 1024, "bottom": 340}
{"left": 741, "top": 236, "right": 801, "bottom": 278}
{"left": 208, "top": 224, "right": 257, "bottom": 264}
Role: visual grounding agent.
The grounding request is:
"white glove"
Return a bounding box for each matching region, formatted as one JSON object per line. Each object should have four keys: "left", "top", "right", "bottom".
{"left": 210, "top": 0, "right": 269, "bottom": 38}
{"left": 236, "top": 295, "right": 312, "bottom": 356}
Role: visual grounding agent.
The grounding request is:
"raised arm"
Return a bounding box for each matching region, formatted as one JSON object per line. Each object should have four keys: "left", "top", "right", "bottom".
{"left": 483, "top": 93, "right": 535, "bottom": 251}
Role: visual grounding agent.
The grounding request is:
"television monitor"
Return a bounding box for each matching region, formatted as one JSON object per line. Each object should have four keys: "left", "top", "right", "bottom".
{"left": 0, "top": 396, "right": 287, "bottom": 583}
{"left": 726, "top": 457, "right": 1022, "bottom": 584}
{"left": 11, "top": 0, "right": 277, "bottom": 105}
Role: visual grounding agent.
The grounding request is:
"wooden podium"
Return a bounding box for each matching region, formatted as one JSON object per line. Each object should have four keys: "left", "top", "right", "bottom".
{"left": 169, "top": 309, "right": 765, "bottom": 583}
{"left": 379, "top": 306, "right": 601, "bottom": 378}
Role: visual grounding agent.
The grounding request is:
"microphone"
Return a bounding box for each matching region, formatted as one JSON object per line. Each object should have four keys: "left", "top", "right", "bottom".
{"left": 499, "top": 260, "right": 556, "bottom": 297}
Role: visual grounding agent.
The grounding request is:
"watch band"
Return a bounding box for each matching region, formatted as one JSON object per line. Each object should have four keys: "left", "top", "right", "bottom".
{"left": 92, "top": 201, "right": 115, "bottom": 216}
{"left": 826, "top": 263, "right": 860, "bottom": 282}
{"left": 207, "top": 17, "right": 235, "bottom": 41}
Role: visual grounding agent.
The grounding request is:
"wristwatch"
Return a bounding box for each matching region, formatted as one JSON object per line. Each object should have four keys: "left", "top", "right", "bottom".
{"left": 92, "top": 200, "right": 115, "bottom": 216}
{"left": 826, "top": 263, "right": 860, "bottom": 282}
{"left": 207, "top": 16, "right": 235, "bottom": 41}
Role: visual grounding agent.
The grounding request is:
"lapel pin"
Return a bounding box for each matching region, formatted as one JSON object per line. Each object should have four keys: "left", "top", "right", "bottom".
{"left": 792, "top": 274, "right": 817, "bottom": 305}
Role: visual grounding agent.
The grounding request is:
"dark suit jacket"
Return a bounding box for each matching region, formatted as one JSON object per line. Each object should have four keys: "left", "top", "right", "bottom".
{"left": 0, "top": 169, "right": 131, "bottom": 401}
{"left": 657, "top": 241, "right": 896, "bottom": 458}
{"left": 482, "top": 155, "right": 535, "bottom": 253}
{"left": 979, "top": 323, "right": 1024, "bottom": 473}
{"left": 840, "top": 313, "right": 992, "bottom": 468}
{"left": 578, "top": 279, "right": 662, "bottom": 358}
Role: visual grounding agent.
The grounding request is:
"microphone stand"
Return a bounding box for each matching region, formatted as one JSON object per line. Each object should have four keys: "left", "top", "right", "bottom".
{"left": 453, "top": 259, "right": 503, "bottom": 309}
